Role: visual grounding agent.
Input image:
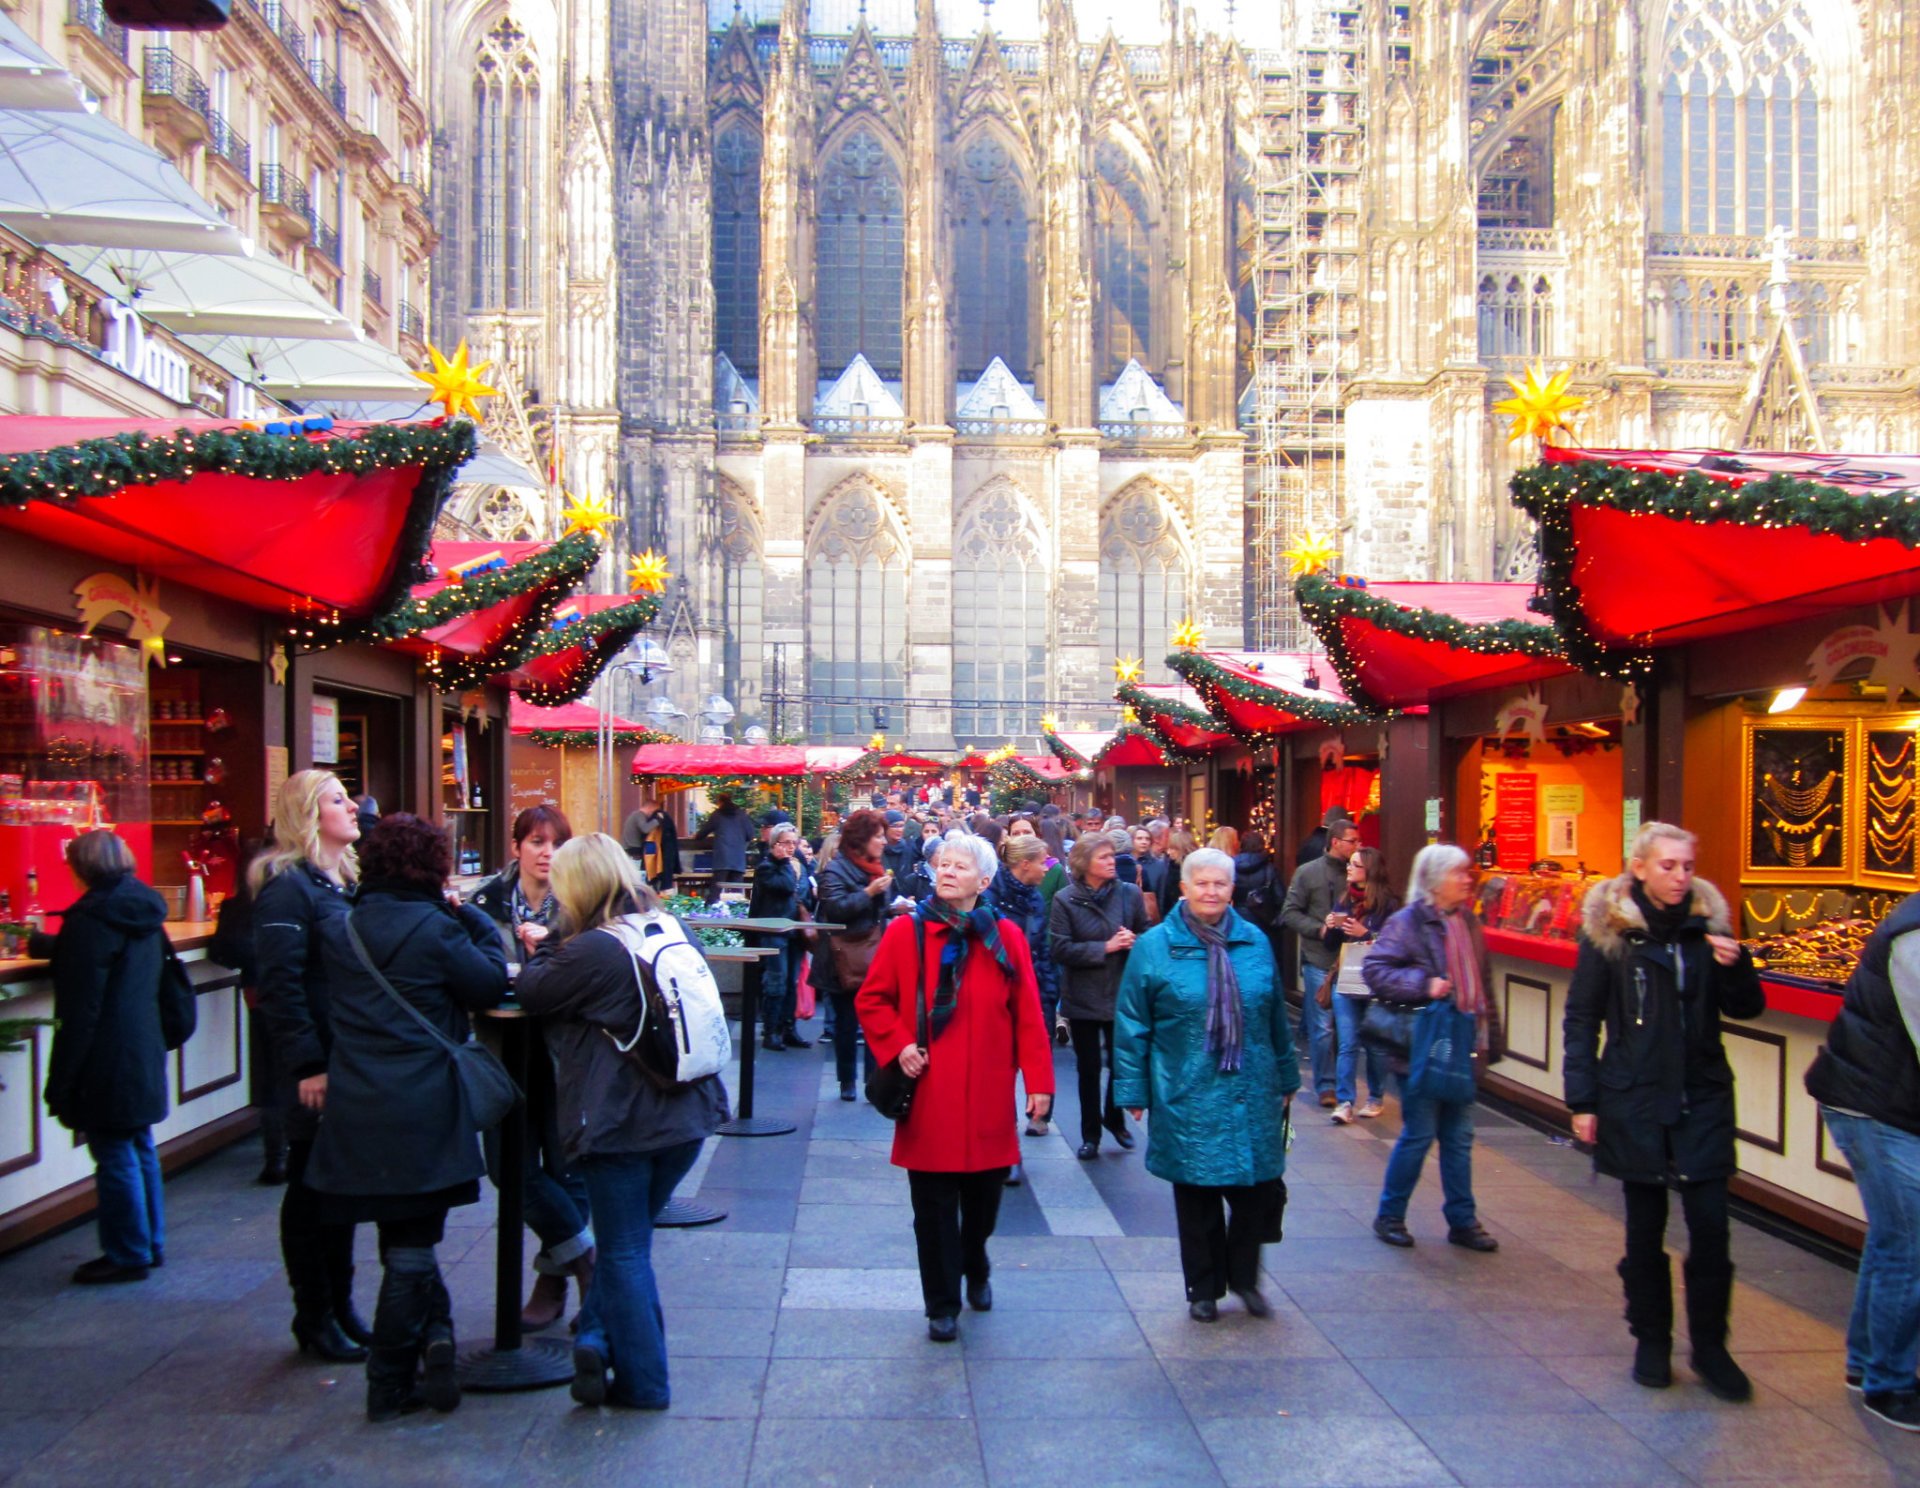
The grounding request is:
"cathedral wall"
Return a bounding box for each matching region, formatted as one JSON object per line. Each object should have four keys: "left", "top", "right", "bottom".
{"left": 1342, "top": 395, "right": 1431, "bottom": 582}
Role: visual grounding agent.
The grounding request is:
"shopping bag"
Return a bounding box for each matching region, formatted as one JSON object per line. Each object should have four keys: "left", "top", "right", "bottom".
{"left": 1407, "top": 1001, "right": 1478, "bottom": 1104}
{"left": 795, "top": 954, "right": 817, "bottom": 1020}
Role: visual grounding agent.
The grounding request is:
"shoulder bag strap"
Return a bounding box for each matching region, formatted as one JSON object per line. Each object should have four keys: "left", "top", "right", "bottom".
{"left": 344, "top": 912, "right": 464, "bottom": 1057}
{"left": 913, "top": 915, "right": 930, "bottom": 1049}
{"left": 595, "top": 920, "right": 653, "bottom": 1054}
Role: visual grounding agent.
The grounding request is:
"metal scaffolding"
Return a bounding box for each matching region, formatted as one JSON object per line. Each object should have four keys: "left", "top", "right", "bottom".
{"left": 1248, "top": 1, "right": 1366, "bottom": 652}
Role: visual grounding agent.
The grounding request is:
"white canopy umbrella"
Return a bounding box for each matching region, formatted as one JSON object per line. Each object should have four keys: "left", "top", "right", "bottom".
{"left": 180, "top": 330, "right": 422, "bottom": 401}
{"left": 0, "top": 106, "right": 245, "bottom": 253}
{"left": 0, "top": 14, "right": 82, "bottom": 113}
{"left": 53, "top": 244, "right": 357, "bottom": 340}
{"left": 307, "top": 396, "right": 546, "bottom": 487}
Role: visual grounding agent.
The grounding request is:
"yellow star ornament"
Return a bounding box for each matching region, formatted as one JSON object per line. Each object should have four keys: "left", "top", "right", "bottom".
{"left": 868, "top": 733, "right": 887, "bottom": 752}
{"left": 1494, "top": 363, "right": 1586, "bottom": 446}
{"left": 1039, "top": 712, "right": 1061, "bottom": 734}
{"left": 1171, "top": 620, "right": 1207, "bottom": 652}
{"left": 560, "top": 493, "right": 619, "bottom": 540}
{"left": 413, "top": 340, "right": 499, "bottom": 421}
{"left": 625, "top": 549, "right": 671, "bottom": 595}
{"left": 1113, "top": 656, "right": 1145, "bottom": 685}
{"left": 1282, "top": 530, "right": 1340, "bottom": 578}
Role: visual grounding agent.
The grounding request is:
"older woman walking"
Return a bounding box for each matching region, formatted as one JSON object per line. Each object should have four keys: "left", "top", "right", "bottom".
{"left": 1049, "top": 833, "right": 1149, "bottom": 1160}
{"left": 1566, "top": 823, "right": 1764, "bottom": 1401}
{"left": 1363, "top": 844, "right": 1504, "bottom": 1253}
{"left": 1114, "top": 848, "right": 1299, "bottom": 1321}
{"left": 990, "top": 834, "right": 1060, "bottom": 1154}
{"left": 857, "top": 833, "right": 1054, "bottom": 1342}
{"left": 815, "top": 809, "right": 901, "bottom": 1101}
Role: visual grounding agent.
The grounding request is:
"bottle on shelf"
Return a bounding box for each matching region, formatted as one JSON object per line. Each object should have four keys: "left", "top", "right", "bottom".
{"left": 23, "top": 869, "right": 43, "bottom": 934}
{"left": 470, "top": 781, "right": 482, "bottom": 809}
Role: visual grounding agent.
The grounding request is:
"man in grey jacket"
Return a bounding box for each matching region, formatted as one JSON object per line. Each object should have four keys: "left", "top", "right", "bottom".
{"left": 1280, "top": 816, "right": 1361, "bottom": 1105}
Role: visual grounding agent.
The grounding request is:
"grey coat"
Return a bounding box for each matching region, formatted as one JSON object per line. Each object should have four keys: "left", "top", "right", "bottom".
{"left": 1049, "top": 878, "right": 1148, "bottom": 1021}
{"left": 1280, "top": 854, "right": 1350, "bottom": 970}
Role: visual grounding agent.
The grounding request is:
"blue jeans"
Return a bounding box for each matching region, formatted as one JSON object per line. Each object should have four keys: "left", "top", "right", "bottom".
{"left": 1332, "top": 995, "right": 1387, "bottom": 1106}
{"left": 574, "top": 1140, "right": 703, "bottom": 1407}
{"left": 88, "top": 1127, "right": 164, "bottom": 1269}
{"left": 1825, "top": 1110, "right": 1920, "bottom": 1396}
{"left": 1377, "top": 1079, "right": 1477, "bottom": 1230}
{"left": 758, "top": 937, "right": 799, "bottom": 1035}
{"left": 1297, "top": 965, "right": 1335, "bottom": 1096}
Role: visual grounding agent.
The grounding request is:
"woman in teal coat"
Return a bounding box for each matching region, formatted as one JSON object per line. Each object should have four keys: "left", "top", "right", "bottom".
{"left": 1114, "top": 847, "right": 1299, "bottom": 1323}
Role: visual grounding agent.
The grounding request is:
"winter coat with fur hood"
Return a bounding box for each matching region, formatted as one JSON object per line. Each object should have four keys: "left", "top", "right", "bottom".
{"left": 1561, "top": 873, "right": 1764, "bottom": 1186}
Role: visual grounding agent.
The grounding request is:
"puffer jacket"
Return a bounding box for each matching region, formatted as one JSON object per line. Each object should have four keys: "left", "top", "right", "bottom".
{"left": 1049, "top": 877, "right": 1147, "bottom": 1021}
{"left": 1112, "top": 906, "right": 1300, "bottom": 1187}
{"left": 1361, "top": 899, "right": 1507, "bottom": 1080}
{"left": 253, "top": 859, "right": 354, "bottom": 1140}
{"left": 1563, "top": 874, "right": 1763, "bottom": 1185}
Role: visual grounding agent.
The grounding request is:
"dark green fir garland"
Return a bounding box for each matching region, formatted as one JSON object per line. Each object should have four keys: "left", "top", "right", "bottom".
{"left": 1114, "top": 682, "right": 1222, "bottom": 761}
{"left": 1042, "top": 731, "right": 1090, "bottom": 769}
{"left": 1166, "top": 651, "right": 1384, "bottom": 737}
{"left": 1090, "top": 724, "right": 1171, "bottom": 768}
{"left": 525, "top": 726, "right": 675, "bottom": 749}
{"left": 510, "top": 597, "right": 662, "bottom": 705}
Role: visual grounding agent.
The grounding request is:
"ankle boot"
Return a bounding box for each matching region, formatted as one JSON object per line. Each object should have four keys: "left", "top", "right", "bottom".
{"left": 366, "top": 1254, "right": 431, "bottom": 1423}
{"left": 326, "top": 1229, "right": 374, "bottom": 1347}
{"left": 287, "top": 1229, "right": 367, "bottom": 1362}
{"left": 1684, "top": 1256, "right": 1751, "bottom": 1402}
{"left": 521, "top": 1272, "right": 568, "bottom": 1331}
{"left": 419, "top": 1261, "right": 460, "bottom": 1414}
{"left": 1619, "top": 1255, "right": 1673, "bottom": 1388}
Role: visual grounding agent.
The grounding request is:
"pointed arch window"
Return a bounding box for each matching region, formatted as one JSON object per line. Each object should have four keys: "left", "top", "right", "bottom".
{"left": 1098, "top": 487, "right": 1187, "bottom": 682}
{"left": 713, "top": 125, "right": 761, "bottom": 376}
{"left": 952, "top": 134, "right": 1032, "bottom": 380}
{"left": 1094, "top": 140, "right": 1155, "bottom": 380}
{"left": 471, "top": 17, "right": 540, "bottom": 311}
{"left": 705, "top": 483, "right": 764, "bottom": 717}
{"left": 954, "top": 483, "right": 1047, "bottom": 743}
{"left": 817, "top": 128, "right": 905, "bottom": 379}
{"left": 1655, "top": 1, "right": 1820, "bottom": 238}
{"left": 806, "top": 485, "right": 906, "bottom": 741}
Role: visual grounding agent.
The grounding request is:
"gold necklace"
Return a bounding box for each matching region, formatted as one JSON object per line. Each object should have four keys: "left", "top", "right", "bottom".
{"left": 1869, "top": 776, "right": 1914, "bottom": 812}
{"left": 1760, "top": 770, "right": 1837, "bottom": 819}
{"left": 1743, "top": 895, "right": 1784, "bottom": 929}
{"left": 1871, "top": 737, "right": 1915, "bottom": 774}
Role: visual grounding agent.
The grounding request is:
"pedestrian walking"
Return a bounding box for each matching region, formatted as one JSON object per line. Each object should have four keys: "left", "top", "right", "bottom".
{"left": 516, "top": 834, "right": 731, "bottom": 1410}
{"left": 1114, "top": 848, "right": 1299, "bottom": 1322}
{"left": 1565, "top": 823, "right": 1764, "bottom": 1402}
{"left": 1281, "top": 815, "right": 1361, "bottom": 1107}
{"left": 1049, "top": 832, "right": 1148, "bottom": 1159}
{"left": 989, "top": 833, "right": 1059, "bottom": 1156}
{"left": 814, "top": 809, "right": 901, "bottom": 1101}
{"left": 37, "top": 830, "right": 173, "bottom": 1285}
{"left": 1363, "top": 843, "right": 1504, "bottom": 1253}
{"left": 1327, "top": 846, "right": 1396, "bottom": 1124}
{"left": 251, "top": 768, "right": 369, "bottom": 1362}
{"left": 306, "top": 814, "right": 511, "bottom": 1422}
{"left": 856, "top": 833, "right": 1054, "bottom": 1342}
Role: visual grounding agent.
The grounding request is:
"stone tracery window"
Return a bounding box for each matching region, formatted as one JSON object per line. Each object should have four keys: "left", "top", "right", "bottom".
{"left": 817, "top": 127, "right": 905, "bottom": 378}
{"left": 1098, "top": 486, "right": 1188, "bottom": 683}
{"left": 706, "top": 482, "right": 763, "bottom": 718}
{"left": 805, "top": 485, "right": 906, "bottom": 741}
{"left": 471, "top": 16, "right": 540, "bottom": 310}
{"left": 474, "top": 487, "right": 538, "bottom": 541}
{"left": 1476, "top": 273, "right": 1554, "bottom": 357}
{"left": 1655, "top": 0, "right": 1820, "bottom": 237}
{"left": 953, "top": 482, "right": 1047, "bottom": 743}
{"left": 713, "top": 125, "right": 762, "bottom": 376}
{"left": 1093, "top": 140, "right": 1156, "bottom": 379}
{"left": 951, "top": 133, "right": 1032, "bottom": 380}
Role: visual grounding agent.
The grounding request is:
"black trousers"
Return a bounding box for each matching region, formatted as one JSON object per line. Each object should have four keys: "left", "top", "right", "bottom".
{"left": 281, "top": 1139, "right": 358, "bottom": 1317}
{"left": 1069, "top": 1018, "right": 1121, "bottom": 1145}
{"left": 907, "top": 1168, "right": 1008, "bottom": 1319}
{"left": 1622, "top": 1176, "right": 1730, "bottom": 1273}
{"left": 1172, "top": 1178, "right": 1287, "bottom": 1302}
{"left": 376, "top": 1211, "right": 448, "bottom": 1251}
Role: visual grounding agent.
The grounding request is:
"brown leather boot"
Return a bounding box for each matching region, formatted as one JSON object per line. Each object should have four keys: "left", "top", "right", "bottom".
{"left": 520, "top": 1272, "right": 568, "bottom": 1331}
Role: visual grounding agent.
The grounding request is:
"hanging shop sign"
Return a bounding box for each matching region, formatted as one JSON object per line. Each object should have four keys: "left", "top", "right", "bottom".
{"left": 1494, "top": 771, "right": 1539, "bottom": 870}
{"left": 1806, "top": 602, "right": 1920, "bottom": 706}
{"left": 72, "top": 570, "right": 170, "bottom": 668}
{"left": 310, "top": 695, "right": 339, "bottom": 765}
{"left": 101, "top": 300, "right": 271, "bottom": 419}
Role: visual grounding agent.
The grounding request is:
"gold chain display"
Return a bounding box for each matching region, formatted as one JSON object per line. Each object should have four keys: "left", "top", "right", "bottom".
{"left": 1867, "top": 731, "right": 1918, "bottom": 874}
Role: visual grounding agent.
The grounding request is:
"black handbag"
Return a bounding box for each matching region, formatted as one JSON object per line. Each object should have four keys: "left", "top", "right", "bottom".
{"left": 158, "top": 940, "right": 197, "bottom": 1051}
{"left": 865, "top": 920, "right": 929, "bottom": 1122}
{"left": 345, "top": 913, "right": 521, "bottom": 1131}
{"left": 1359, "top": 997, "right": 1415, "bottom": 1059}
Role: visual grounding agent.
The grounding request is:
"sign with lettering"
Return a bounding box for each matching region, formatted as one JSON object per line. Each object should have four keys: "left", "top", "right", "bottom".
{"left": 310, "top": 695, "right": 339, "bottom": 765}
{"left": 1494, "top": 772, "right": 1539, "bottom": 870}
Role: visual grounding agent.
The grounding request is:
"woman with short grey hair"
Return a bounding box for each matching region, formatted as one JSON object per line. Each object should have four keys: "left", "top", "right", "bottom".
{"left": 1361, "top": 843, "right": 1504, "bottom": 1252}
{"left": 1050, "top": 831, "right": 1149, "bottom": 1159}
{"left": 1181, "top": 846, "right": 1237, "bottom": 885}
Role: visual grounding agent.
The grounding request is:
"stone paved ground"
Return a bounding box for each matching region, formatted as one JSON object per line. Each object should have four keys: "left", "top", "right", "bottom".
{"left": 2, "top": 1026, "right": 1918, "bottom": 1488}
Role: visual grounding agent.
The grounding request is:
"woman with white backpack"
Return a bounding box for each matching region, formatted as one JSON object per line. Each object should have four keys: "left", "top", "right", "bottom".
{"left": 516, "top": 834, "right": 732, "bottom": 1411}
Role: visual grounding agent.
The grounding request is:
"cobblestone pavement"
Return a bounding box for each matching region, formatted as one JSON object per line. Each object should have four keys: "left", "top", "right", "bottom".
{"left": 2, "top": 1026, "right": 1916, "bottom": 1488}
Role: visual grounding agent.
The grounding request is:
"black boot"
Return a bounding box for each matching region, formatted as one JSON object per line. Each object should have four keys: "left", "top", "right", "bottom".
{"left": 367, "top": 1251, "right": 432, "bottom": 1423}
{"left": 418, "top": 1258, "right": 460, "bottom": 1414}
{"left": 1619, "top": 1255, "right": 1672, "bottom": 1389}
{"left": 325, "top": 1226, "right": 374, "bottom": 1348}
{"left": 287, "top": 1228, "right": 367, "bottom": 1363}
{"left": 1684, "top": 1257, "right": 1751, "bottom": 1402}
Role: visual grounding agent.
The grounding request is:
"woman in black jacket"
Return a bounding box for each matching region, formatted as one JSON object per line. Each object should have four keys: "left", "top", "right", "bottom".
{"left": 749, "top": 823, "right": 814, "bottom": 1051}
{"left": 250, "top": 768, "right": 367, "bottom": 1362}
{"left": 812, "top": 809, "right": 900, "bottom": 1101}
{"left": 1562, "top": 823, "right": 1764, "bottom": 1402}
{"left": 306, "top": 814, "right": 510, "bottom": 1422}
{"left": 516, "top": 834, "right": 730, "bottom": 1410}
{"left": 37, "top": 831, "right": 172, "bottom": 1284}
{"left": 1049, "top": 833, "right": 1148, "bottom": 1159}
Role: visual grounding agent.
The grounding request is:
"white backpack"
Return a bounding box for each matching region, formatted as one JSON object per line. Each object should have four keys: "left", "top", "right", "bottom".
{"left": 597, "top": 912, "right": 732, "bottom": 1089}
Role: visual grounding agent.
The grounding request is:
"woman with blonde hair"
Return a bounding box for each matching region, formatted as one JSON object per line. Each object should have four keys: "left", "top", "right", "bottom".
{"left": 1208, "top": 825, "right": 1241, "bottom": 857}
{"left": 252, "top": 768, "right": 368, "bottom": 1362}
{"left": 517, "top": 834, "right": 730, "bottom": 1410}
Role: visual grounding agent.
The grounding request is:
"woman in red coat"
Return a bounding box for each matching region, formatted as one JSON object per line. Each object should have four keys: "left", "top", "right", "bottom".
{"left": 858, "top": 830, "right": 1055, "bottom": 1342}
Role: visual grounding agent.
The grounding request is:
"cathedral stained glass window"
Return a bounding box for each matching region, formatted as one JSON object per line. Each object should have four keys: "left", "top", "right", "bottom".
{"left": 1094, "top": 140, "right": 1156, "bottom": 380}
{"left": 471, "top": 17, "right": 539, "bottom": 311}
{"left": 806, "top": 484, "right": 906, "bottom": 741}
{"left": 1098, "top": 486, "right": 1187, "bottom": 684}
{"left": 817, "top": 128, "right": 905, "bottom": 379}
{"left": 952, "top": 134, "right": 1032, "bottom": 380}
{"left": 713, "top": 126, "right": 762, "bottom": 376}
{"left": 953, "top": 482, "right": 1047, "bottom": 744}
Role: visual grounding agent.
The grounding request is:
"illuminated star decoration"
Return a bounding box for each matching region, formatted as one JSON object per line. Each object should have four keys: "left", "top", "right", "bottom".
{"left": 869, "top": 733, "right": 887, "bottom": 752}
{"left": 1494, "top": 363, "right": 1586, "bottom": 446}
{"left": 1171, "top": 619, "right": 1207, "bottom": 652}
{"left": 413, "top": 339, "right": 499, "bottom": 421}
{"left": 1282, "top": 530, "right": 1340, "bottom": 578}
{"left": 560, "top": 492, "right": 619, "bottom": 539}
{"left": 1039, "top": 712, "right": 1061, "bottom": 734}
{"left": 625, "top": 549, "right": 671, "bottom": 595}
{"left": 1120, "top": 705, "right": 1138, "bottom": 725}
{"left": 1114, "top": 655, "right": 1145, "bottom": 685}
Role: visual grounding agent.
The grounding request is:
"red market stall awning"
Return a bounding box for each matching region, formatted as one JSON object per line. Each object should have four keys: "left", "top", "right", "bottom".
{"left": 1514, "top": 446, "right": 1920, "bottom": 673}
{"left": 632, "top": 743, "right": 811, "bottom": 780}
{"left": 1116, "top": 682, "right": 1233, "bottom": 758}
{"left": 1042, "top": 729, "right": 1105, "bottom": 769}
{"left": 508, "top": 696, "right": 663, "bottom": 747}
{"left": 1093, "top": 727, "right": 1171, "bottom": 768}
{"left": 0, "top": 415, "right": 475, "bottom": 620}
{"left": 501, "top": 592, "right": 661, "bottom": 706}
{"left": 1295, "top": 571, "right": 1573, "bottom": 711}
{"left": 1167, "top": 650, "right": 1381, "bottom": 742}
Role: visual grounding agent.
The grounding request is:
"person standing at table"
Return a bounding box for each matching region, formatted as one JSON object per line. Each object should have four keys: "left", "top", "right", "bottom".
{"left": 516, "top": 835, "right": 730, "bottom": 1410}
{"left": 1049, "top": 833, "right": 1148, "bottom": 1159}
{"left": 37, "top": 830, "right": 172, "bottom": 1285}
{"left": 750, "top": 823, "right": 814, "bottom": 1051}
{"left": 620, "top": 795, "right": 679, "bottom": 891}
{"left": 1114, "top": 847, "right": 1299, "bottom": 1321}
{"left": 251, "top": 769, "right": 368, "bottom": 1363}
{"left": 697, "top": 792, "right": 753, "bottom": 894}
{"left": 857, "top": 832, "right": 1054, "bottom": 1341}
{"left": 306, "top": 814, "right": 510, "bottom": 1422}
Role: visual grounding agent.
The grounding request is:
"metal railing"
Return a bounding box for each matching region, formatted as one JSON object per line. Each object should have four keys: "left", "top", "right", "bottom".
{"left": 397, "top": 301, "right": 424, "bottom": 339}
{"left": 308, "top": 214, "right": 340, "bottom": 266}
{"left": 66, "top": 0, "right": 127, "bottom": 62}
{"left": 259, "top": 165, "right": 310, "bottom": 219}
{"left": 395, "top": 168, "right": 425, "bottom": 193}
{"left": 261, "top": 0, "right": 306, "bottom": 64}
{"left": 142, "top": 48, "right": 209, "bottom": 121}
{"left": 208, "top": 113, "right": 251, "bottom": 177}
{"left": 306, "top": 53, "right": 346, "bottom": 114}
{"left": 361, "top": 266, "right": 383, "bottom": 306}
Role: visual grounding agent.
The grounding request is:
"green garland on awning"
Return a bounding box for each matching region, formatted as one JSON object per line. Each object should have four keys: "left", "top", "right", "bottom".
{"left": 987, "top": 755, "right": 1060, "bottom": 815}
{"left": 1114, "top": 682, "right": 1220, "bottom": 761}
{"left": 511, "top": 597, "right": 662, "bottom": 705}
{"left": 1042, "top": 731, "right": 1089, "bottom": 769}
{"left": 525, "top": 726, "right": 675, "bottom": 749}
{"left": 1090, "top": 724, "right": 1172, "bottom": 768}
{"left": 1294, "top": 570, "right": 1569, "bottom": 712}
{"left": 1167, "top": 650, "right": 1383, "bottom": 740}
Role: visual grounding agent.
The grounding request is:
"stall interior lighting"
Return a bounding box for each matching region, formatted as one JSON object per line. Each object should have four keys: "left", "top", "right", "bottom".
{"left": 1767, "top": 687, "right": 1808, "bottom": 714}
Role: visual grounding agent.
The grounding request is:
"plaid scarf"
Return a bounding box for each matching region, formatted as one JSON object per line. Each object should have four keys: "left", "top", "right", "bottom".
{"left": 509, "top": 871, "right": 556, "bottom": 928}
{"left": 1179, "top": 904, "right": 1245, "bottom": 1073}
{"left": 918, "top": 895, "right": 1013, "bottom": 1042}
{"left": 1439, "top": 908, "right": 1487, "bottom": 1016}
